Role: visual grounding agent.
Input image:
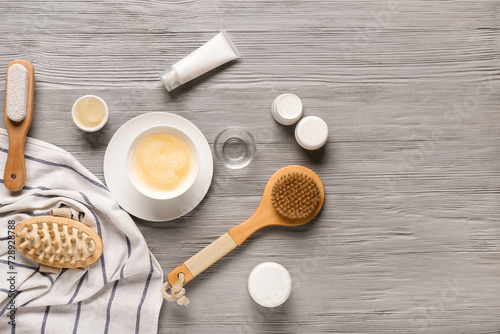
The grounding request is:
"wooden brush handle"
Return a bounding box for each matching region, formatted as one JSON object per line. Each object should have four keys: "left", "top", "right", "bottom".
{"left": 4, "top": 135, "right": 27, "bottom": 191}
{"left": 167, "top": 232, "right": 238, "bottom": 286}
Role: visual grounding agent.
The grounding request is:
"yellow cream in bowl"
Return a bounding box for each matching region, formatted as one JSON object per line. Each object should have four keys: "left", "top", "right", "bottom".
{"left": 132, "top": 133, "right": 192, "bottom": 191}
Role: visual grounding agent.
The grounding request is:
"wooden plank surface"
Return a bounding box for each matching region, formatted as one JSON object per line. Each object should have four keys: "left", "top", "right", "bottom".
{"left": 1, "top": 0, "right": 500, "bottom": 332}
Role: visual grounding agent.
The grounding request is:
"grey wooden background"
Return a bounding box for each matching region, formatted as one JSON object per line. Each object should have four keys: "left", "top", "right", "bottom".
{"left": 1, "top": 0, "right": 500, "bottom": 333}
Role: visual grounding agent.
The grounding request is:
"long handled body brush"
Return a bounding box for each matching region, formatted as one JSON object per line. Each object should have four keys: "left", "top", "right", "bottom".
{"left": 167, "top": 165, "right": 325, "bottom": 287}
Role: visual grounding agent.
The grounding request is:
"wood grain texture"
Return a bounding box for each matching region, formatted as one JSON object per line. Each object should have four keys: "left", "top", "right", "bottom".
{"left": 1, "top": 0, "right": 500, "bottom": 333}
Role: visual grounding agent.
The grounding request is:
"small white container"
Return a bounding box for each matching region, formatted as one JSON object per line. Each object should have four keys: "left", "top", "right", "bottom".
{"left": 295, "top": 116, "right": 328, "bottom": 150}
{"left": 248, "top": 262, "right": 292, "bottom": 308}
{"left": 271, "top": 93, "right": 303, "bottom": 125}
{"left": 72, "top": 95, "right": 109, "bottom": 132}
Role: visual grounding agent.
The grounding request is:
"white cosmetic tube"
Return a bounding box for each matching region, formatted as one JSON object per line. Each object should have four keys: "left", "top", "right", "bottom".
{"left": 160, "top": 31, "right": 241, "bottom": 91}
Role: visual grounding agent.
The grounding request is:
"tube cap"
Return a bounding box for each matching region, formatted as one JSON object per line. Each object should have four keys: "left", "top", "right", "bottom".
{"left": 295, "top": 116, "right": 328, "bottom": 150}
{"left": 159, "top": 68, "right": 181, "bottom": 92}
{"left": 248, "top": 262, "right": 292, "bottom": 307}
{"left": 271, "top": 93, "right": 303, "bottom": 125}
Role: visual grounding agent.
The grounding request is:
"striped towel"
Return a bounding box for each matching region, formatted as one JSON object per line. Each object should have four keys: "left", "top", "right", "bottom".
{"left": 0, "top": 128, "right": 164, "bottom": 333}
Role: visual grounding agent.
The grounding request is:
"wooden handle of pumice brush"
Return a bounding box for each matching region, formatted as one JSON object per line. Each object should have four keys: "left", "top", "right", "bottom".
{"left": 4, "top": 134, "right": 27, "bottom": 191}
{"left": 167, "top": 232, "right": 238, "bottom": 286}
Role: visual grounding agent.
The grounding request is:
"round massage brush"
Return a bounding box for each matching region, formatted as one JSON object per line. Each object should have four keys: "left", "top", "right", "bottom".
{"left": 3, "top": 60, "right": 35, "bottom": 191}
{"left": 13, "top": 216, "right": 103, "bottom": 268}
{"left": 167, "top": 165, "right": 324, "bottom": 287}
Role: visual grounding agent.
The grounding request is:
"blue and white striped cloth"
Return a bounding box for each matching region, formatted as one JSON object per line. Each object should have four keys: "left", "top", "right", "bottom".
{"left": 0, "top": 128, "right": 164, "bottom": 333}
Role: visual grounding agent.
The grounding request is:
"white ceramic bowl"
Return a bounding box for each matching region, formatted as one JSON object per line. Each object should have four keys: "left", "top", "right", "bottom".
{"left": 126, "top": 125, "right": 200, "bottom": 200}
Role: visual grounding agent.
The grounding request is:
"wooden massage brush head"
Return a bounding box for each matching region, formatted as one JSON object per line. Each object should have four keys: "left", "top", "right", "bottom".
{"left": 271, "top": 170, "right": 321, "bottom": 220}
{"left": 14, "top": 216, "right": 103, "bottom": 268}
{"left": 167, "top": 165, "right": 325, "bottom": 287}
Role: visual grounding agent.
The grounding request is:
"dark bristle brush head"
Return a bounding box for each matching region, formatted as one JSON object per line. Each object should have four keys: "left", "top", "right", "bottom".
{"left": 271, "top": 171, "right": 321, "bottom": 220}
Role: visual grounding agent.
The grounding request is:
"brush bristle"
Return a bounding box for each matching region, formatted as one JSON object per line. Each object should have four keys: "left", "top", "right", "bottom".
{"left": 271, "top": 171, "right": 321, "bottom": 219}
{"left": 15, "top": 219, "right": 101, "bottom": 268}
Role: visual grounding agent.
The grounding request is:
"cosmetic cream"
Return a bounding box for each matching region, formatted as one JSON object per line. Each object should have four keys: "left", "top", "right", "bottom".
{"left": 160, "top": 31, "right": 241, "bottom": 91}
{"left": 71, "top": 95, "right": 109, "bottom": 132}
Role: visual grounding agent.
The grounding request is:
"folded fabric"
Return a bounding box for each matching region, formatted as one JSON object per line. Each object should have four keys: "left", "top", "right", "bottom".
{"left": 0, "top": 128, "right": 164, "bottom": 333}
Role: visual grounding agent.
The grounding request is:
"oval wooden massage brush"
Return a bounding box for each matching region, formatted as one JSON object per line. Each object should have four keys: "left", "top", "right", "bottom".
{"left": 13, "top": 216, "right": 103, "bottom": 268}
{"left": 167, "top": 165, "right": 325, "bottom": 286}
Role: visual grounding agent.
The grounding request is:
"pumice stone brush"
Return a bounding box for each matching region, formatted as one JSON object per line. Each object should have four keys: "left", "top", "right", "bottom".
{"left": 3, "top": 60, "right": 34, "bottom": 191}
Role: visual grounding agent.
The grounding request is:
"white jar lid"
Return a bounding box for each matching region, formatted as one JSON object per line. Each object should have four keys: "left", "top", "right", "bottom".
{"left": 248, "top": 262, "right": 292, "bottom": 307}
{"left": 272, "top": 93, "right": 303, "bottom": 125}
{"left": 295, "top": 116, "right": 328, "bottom": 150}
